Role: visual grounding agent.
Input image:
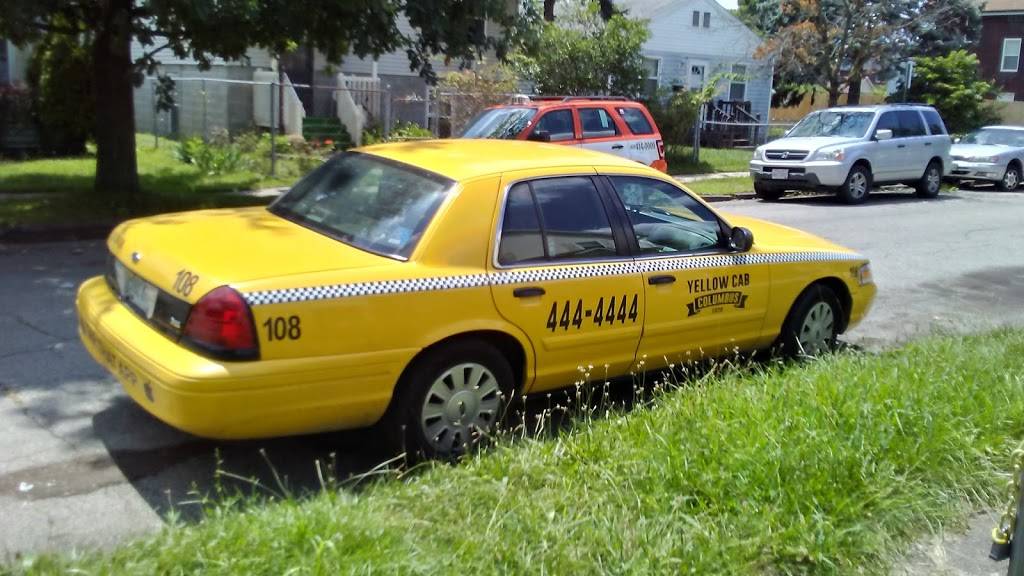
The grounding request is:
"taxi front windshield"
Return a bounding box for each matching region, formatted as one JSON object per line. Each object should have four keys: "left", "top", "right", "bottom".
{"left": 960, "top": 128, "right": 1024, "bottom": 147}
{"left": 460, "top": 107, "right": 538, "bottom": 139}
{"left": 787, "top": 111, "right": 875, "bottom": 139}
{"left": 270, "top": 153, "right": 453, "bottom": 259}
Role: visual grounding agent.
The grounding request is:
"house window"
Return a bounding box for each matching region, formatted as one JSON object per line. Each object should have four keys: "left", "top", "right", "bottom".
{"left": 729, "top": 64, "right": 747, "bottom": 101}
{"left": 692, "top": 10, "right": 700, "bottom": 26}
{"left": 1002, "top": 38, "right": 1021, "bottom": 72}
{"left": 643, "top": 57, "right": 661, "bottom": 95}
{"left": 998, "top": 92, "right": 1016, "bottom": 102}
{"left": 703, "top": 12, "right": 711, "bottom": 28}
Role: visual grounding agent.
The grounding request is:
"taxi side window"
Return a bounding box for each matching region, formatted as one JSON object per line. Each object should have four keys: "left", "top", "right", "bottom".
{"left": 498, "top": 177, "right": 619, "bottom": 265}
{"left": 531, "top": 110, "right": 575, "bottom": 141}
{"left": 608, "top": 176, "right": 722, "bottom": 255}
{"left": 579, "top": 108, "right": 619, "bottom": 138}
{"left": 616, "top": 107, "right": 654, "bottom": 135}
{"left": 875, "top": 111, "right": 898, "bottom": 137}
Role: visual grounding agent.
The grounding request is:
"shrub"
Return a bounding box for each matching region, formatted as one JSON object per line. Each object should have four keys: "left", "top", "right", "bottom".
{"left": 175, "top": 137, "right": 244, "bottom": 175}
{"left": 26, "top": 28, "right": 94, "bottom": 155}
{"left": 361, "top": 121, "right": 433, "bottom": 145}
{"left": 438, "top": 62, "right": 520, "bottom": 136}
{"left": 889, "top": 50, "right": 1000, "bottom": 134}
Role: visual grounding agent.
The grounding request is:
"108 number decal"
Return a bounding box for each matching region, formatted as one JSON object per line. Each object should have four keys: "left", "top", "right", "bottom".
{"left": 546, "top": 294, "right": 638, "bottom": 332}
{"left": 173, "top": 269, "right": 199, "bottom": 297}
{"left": 263, "top": 316, "right": 301, "bottom": 341}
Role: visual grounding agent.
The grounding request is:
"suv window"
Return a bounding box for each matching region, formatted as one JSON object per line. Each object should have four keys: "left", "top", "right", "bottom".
{"left": 921, "top": 109, "right": 947, "bottom": 135}
{"left": 897, "top": 110, "right": 927, "bottom": 137}
{"left": 875, "top": 111, "right": 899, "bottom": 136}
{"left": 498, "top": 177, "right": 619, "bottom": 265}
{"left": 532, "top": 109, "right": 575, "bottom": 142}
{"left": 608, "top": 176, "right": 721, "bottom": 255}
{"left": 616, "top": 107, "right": 654, "bottom": 135}
{"left": 579, "top": 108, "right": 619, "bottom": 138}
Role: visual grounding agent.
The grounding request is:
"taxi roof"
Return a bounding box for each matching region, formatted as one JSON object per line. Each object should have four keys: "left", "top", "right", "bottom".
{"left": 357, "top": 139, "right": 645, "bottom": 181}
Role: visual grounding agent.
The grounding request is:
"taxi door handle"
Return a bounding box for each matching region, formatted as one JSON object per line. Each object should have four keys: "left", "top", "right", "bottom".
{"left": 611, "top": 144, "right": 624, "bottom": 150}
{"left": 925, "top": 142, "right": 933, "bottom": 146}
{"left": 897, "top": 144, "right": 906, "bottom": 148}
{"left": 648, "top": 275, "right": 676, "bottom": 285}
{"left": 513, "top": 286, "right": 546, "bottom": 298}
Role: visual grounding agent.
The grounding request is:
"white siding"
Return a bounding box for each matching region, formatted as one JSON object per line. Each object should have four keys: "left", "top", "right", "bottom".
{"left": 130, "top": 39, "right": 272, "bottom": 69}
{"left": 640, "top": 0, "right": 774, "bottom": 121}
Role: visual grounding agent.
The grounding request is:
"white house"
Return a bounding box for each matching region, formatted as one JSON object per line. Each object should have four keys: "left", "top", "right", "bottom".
{"left": 618, "top": 0, "right": 774, "bottom": 124}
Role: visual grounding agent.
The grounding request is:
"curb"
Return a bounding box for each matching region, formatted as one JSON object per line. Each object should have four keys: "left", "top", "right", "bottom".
{"left": 702, "top": 192, "right": 756, "bottom": 203}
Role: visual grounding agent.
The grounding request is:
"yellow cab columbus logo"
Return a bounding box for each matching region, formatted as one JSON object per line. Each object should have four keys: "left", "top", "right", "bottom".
{"left": 687, "top": 291, "right": 749, "bottom": 316}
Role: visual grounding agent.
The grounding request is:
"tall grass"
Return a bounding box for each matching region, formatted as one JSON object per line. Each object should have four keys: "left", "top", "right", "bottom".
{"left": 13, "top": 330, "right": 1024, "bottom": 575}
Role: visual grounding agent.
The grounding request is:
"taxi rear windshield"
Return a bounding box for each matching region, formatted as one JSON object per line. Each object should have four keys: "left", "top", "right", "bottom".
{"left": 461, "top": 107, "right": 538, "bottom": 139}
{"left": 270, "top": 153, "right": 453, "bottom": 260}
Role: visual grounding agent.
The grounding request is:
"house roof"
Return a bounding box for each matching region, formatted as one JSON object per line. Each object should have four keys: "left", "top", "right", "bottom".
{"left": 981, "top": 0, "right": 1024, "bottom": 13}
{"left": 614, "top": 0, "right": 679, "bottom": 19}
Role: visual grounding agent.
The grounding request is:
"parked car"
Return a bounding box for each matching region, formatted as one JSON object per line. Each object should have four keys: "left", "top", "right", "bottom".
{"left": 78, "top": 140, "right": 874, "bottom": 460}
{"left": 948, "top": 125, "right": 1024, "bottom": 191}
{"left": 749, "top": 104, "right": 952, "bottom": 204}
{"left": 459, "top": 96, "right": 668, "bottom": 172}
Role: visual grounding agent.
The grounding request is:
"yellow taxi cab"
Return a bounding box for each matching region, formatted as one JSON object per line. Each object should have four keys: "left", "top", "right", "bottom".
{"left": 77, "top": 140, "right": 875, "bottom": 459}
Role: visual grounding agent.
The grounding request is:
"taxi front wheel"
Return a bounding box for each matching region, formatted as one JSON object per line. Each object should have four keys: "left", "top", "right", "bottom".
{"left": 384, "top": 341, "right": 515, "bottom": 461}
{"left": 778, "top": 285, "right": 842, "bottom": 358}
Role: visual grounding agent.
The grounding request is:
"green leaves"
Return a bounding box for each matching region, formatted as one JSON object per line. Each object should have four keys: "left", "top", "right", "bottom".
{"left": 513, "top": 9, "right": 650, "bottom": 97}
{"left": 892, "top": 50, "right": 999, "bottom": 134}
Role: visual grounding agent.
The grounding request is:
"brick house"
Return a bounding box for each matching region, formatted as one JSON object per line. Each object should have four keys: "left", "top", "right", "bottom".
{"left": 979, "top": 0, "right": 1024, "bottom": 101}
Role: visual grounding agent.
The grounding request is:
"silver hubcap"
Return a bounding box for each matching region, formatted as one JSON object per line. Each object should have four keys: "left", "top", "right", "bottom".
{"left": 797, "top": 302, "right": 835, "bottom": 356}
{"left": 848, "top": 172, "right": 868, "bottom": 198}
{"left": 1005, "top": 169, "right": 1018, "bottom": 190}
{"left": 927, "top": 167, "right": 941, "bottom": 193}
{"left": 421, "top": 363, "right": 501, "bottom": 454}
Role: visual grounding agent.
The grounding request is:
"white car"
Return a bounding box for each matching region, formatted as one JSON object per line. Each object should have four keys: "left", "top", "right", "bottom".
{"left": 949, "top": 125, "right": 1024, "bottom": 191}
{"left": 749, "top": 105, "right": 952, "bottom": 204}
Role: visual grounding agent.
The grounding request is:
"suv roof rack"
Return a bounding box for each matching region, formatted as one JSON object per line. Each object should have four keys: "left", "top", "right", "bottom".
{"left": 530, "top": 95, "right": 630, "bottom": 102}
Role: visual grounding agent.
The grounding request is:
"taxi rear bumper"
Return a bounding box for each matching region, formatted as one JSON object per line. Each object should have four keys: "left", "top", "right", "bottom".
{"left": 76, "top": 276, "right": 412, "bottom": 439}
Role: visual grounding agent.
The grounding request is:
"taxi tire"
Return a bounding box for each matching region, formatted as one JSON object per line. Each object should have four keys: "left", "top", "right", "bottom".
{"left": 383, "top": 341, "right": 515, "bottom": 462}
{"left": 754, "top": 182, "right": 784, "bottom": 201}
{"left": 777, "top": 284, "right": 842, "bottom": 358}
{"left": 838, "top": 165, "right": 871, "bottom": 205}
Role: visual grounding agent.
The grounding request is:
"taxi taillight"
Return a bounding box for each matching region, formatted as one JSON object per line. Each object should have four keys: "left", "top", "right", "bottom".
{"left": 656, "top": 139, "right": 665, "bottom": 159}
{"left": 181, "top": 286, "right": 259, "bottom": 360}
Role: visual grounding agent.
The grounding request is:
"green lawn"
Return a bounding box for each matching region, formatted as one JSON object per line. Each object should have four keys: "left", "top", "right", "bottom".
{"left": 666, "top": 145, "right": 753, "bottom": 175}
{"left": 686, "top": 176, "right": 754, "bottom": 197}
{"left": 14, "top": 331, "right": 1024, "bottom": 575}
{"left": 0, "top": 137, "right": 299, "bottom": 227}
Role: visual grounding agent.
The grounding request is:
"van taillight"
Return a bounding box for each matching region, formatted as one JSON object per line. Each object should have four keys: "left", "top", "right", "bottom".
{"left": 182, "top": 286, "right": 259, "bottom": 360}
{"left": 656, "top": 139, "right": 665, "bottom": 158}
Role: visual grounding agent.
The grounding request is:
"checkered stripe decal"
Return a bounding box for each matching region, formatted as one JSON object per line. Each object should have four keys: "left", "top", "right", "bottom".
{"left": 242, "top": 251, "right": 865, "bottom": 306}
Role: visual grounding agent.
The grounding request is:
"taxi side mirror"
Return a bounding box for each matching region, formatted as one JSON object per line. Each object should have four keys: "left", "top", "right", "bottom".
{"left": 729, "top": 227, "right": 754, "bottom": 252}
{"left": 528, "top": 130, "right": 552, "bottom": 142}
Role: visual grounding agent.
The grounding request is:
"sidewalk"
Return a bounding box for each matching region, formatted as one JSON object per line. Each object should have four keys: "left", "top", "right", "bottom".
{"left": 674, "top": 171, "right": 749, "bottom": 183}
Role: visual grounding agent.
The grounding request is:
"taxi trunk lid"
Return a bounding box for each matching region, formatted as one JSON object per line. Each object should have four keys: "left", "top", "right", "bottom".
{"left": 107, "top": 206, "right": 393, "bottom": 307}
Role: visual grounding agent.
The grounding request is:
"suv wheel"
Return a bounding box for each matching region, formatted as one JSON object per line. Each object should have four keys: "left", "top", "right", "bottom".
{"left": 754, "top": 182, "right": 783, "bottom": 201}
{"left": 383, "top": 341, "right": 515, "bottom": 461}
{"left": 838, "top": 165, "right": 871, "bottom": 204}
{"left": 915, "top": 160, "right": 943, "bottom": 198}
{"left": 998, "top": 164, "right": 1021, "bottom": 192}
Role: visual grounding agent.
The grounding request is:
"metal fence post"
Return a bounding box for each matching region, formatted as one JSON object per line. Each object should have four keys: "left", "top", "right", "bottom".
{"left": 270, "top": 81, "right": 277, "bottom": 177}
{"left": 383, "top": 88, "right": 392, "bottom": 139}
{"left": 692, "top": 103, "right": 703, "bottom": 163}
{"left": 201, "top": 78, "right": 208, "bottom": 141}
{"left": 151, "top": 79, "right": 158, "bottom": 148}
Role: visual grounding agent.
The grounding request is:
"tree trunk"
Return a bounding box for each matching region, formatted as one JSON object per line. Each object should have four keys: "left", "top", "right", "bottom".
{"left": 846, "top": 74, "right": 862, "bottom": 106}
{"left": 828, "top": 79, "right": 841, "bottom": 107}
{"left": 543, "top": 0, "right": 555, "bottom": 21}
{"left": 92, "top": 0, "right": 139, "bottom": 206}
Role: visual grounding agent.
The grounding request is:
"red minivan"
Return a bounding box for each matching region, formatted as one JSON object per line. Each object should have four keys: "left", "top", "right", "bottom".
{"left": 459, "top": 96, "right": 668, "bottom": 173}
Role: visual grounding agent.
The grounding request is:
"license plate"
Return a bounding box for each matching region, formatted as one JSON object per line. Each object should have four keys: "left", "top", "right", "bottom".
{"left": 771, "top": 169, "right": 789, "bottom": 180}
{"left": 114, "top": 260, "right": 158, "bottom": 319}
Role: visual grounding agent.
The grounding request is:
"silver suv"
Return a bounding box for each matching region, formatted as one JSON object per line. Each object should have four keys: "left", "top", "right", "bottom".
{"left": 749, "top": 105, "right": 952, "bottom": 204}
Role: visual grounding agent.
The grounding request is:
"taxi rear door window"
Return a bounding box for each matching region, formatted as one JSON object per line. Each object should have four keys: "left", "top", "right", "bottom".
{"left": 616, "top": 107, "right": 654, "bottom": 135}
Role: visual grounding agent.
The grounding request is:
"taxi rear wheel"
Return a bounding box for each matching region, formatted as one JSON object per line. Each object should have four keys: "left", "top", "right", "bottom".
{"left": 778, "top": 285, "right": 842, "bottom": 358}
{"left": 915, "top": 160, "right": 943, "bottom": 198}
{"left": 386, "top": 341, "right": 515, "bottom": 461}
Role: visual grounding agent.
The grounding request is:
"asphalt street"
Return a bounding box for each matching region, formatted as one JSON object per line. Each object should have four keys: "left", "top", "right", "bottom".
{"left": 2, "top": 188, "right": 1023, "bottom": 572}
